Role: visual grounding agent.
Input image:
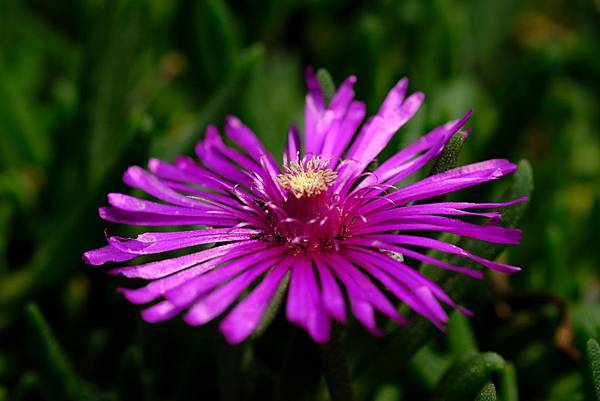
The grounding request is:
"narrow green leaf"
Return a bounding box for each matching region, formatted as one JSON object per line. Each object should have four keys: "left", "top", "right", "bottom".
{"left": 25, "top": 303, "right": 82, "bottom": 401}
{"left": 355, "top": 15, "right": 383, "bottom": 109}
{"left": 372, "top": 385, "right": 402, "bottom": 401}
{"left": 216, "top": 340, "right": 245, "bottom": 401}
{"left": 273, "top": 329, "right": 322, "bottom": 401}
{"left": 84, "top": 0, "right": 151, "bottom": 185}
{"left": 118, "top": 346, "right": 153, "bottom": 401}
{"left": 447, "top": 310, "right": 478, "bottom": 355}
{"left": 475, "top": 382, "right": 497, "bottom": 401}
{"left": 0, "top": 269, "right": 35, "bottom": 329}
{"left": 429, "top": 132, "right": 466, "bottom": 175}
{"left": 498, "top": 362, "right": 519, "bottom": 401}
{"left": 0, "top": 201, "right": 12, "bottom": 275}
{"left": 322, "top": 327, "right": 355, "bottom": 401}
{"left": 587, "top": 339, "right": 600, "bottom": 401}
{"left": 408, "top": 344, "right": 450, "bottom": 390}
{"left": 499, "top": 159, "right": 533, "bottom": 229}
{"left": 0, "top": 169, "right": 38, "bottom": 210}
{"left": 0, "top": 62, "right": 49, "bottom": 167}
{"left": 413, "top": 131, "right": 465, "bottom": 207}
{"left": 87, "top": 392, "right": 119, "bottom": 401}
{"left": 432, "top": 352, "right": 505, "bottom": 401}
{"left": 241, "top": 52, "right": 303, "bottom": 155}
{"left": 316, "top": 68, "right": 336, "bottom": 104}
{"left": 13, "top": 372, "right": 41, "bottom": 401}
{"left": 470, "top": 0, "right": 520, "bottom": 64}
{"left": 151, "top": 44, "right": 264, "bottom": 160}
{"left": 193, "top": 0, "right": 240, "bottom": 85}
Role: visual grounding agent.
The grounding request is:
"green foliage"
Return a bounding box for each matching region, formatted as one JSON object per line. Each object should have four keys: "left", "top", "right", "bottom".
{"left": 193, "top": 0, "right": 241, "bottom": 86}
{"left": 316, "top": 68, "right": 336, "bottom": 104}
{"left": 117, "top": 347, "right": 153, "bottom": 401}
{"left": 586, "top": 339, "right": 600, "bottom": 401}
{"left": 25, "top": 304, "right": 82, "bottom": 401}
{"left": 432, "top": 352, "right": 506, "bottom": 401}
{"left": 447, "top": 311, "right": 478, "bottom": 356}
{"left": 0, "top": 1, "right": 599, "bottom": 401}
{"left": 429, "top": 132, "right": 466, "bottom": 176}
{"left": 475, "top": 382, "right": 497, "bottom": 401}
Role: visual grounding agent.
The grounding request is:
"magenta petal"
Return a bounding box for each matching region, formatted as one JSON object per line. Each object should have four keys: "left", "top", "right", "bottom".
{"left": 313, "top": 255, "right": 347, "bottom": 323}
{"left": 302, "top": 258, "right": 331, "bottom": 343}
{"left": 335, "top": 253, "right": 407, "bottom": 325}
{"left": 108, "top": 229, "right": 258, "bottom": 255}
{"left": 355, "top": 215, "right": 522, "bottom": 244}
{"left": 195, "top": 126, "right": 255, "bottom": 186}
{"left": 285, "top": 256, "right": 330, "bottom": 342}
{"left": 346, "top": 90, "right": 424, "bottom": 171}
{"left": 225, "top": 115, "right": 278, "bottom": 171}
{"left": 219, "top": 259, "right": 292, "bottom": 344}
{"left": 391, "top": 159, "right": 518, "bottom": 204}
{"left": 285, "top": 257, "right": 310, "bottom": 326}
{"left": 305, "top": 66, "right": 325, "bottom": 109}
{"left": 83, "top": 245, "right": 136, "bottom": 265}
{"left": 416, "top": 286, "right": 449, "bottom": 324}
{"left": 172, "top": 155, "right": 242, "bottom": 193}
{"left": 350, "top": 246, "right": 469, "bottom": 303}
{"left": 350, "top": 235, "right": 521, "bottom": 274}
{"left": 375, "top": 204, "right": 501, "bottom": 219}
{"left": 110, "top": 241, "right": 264, "bottom": 279}
{"left": 284, "top": 125, "right": 301, "bottom": 164}
{"left": 308, "top": 75, "right": 358, "bottom": 158}
{"left": 377, "top": 77, "right": 408, "bottom": 116}
{"left": 204, "top": 126, "right": 259, "bottom": 172}
{"left": 108, "top": 193, "right": 207, "bottom": 214}
{"left": 123, "top": 166, "right": 205, "bottom": 208}
{"left": 152, "top": 156, "right": 239, "bottom": 196}
{"left": 343, "top": 248, "right": 443, "bottom": 326}
{"left": 107, "top": 192, "right": 247, "bottom": 220}
{"left": 382, "top": 245, "right": 483, "bottom": 279}
{"left": 344, "top": 247, "right": 453, "bottom": 329}
{"left": 141, "top": 300, "right": 182, "bottom": 323}
{"left": 183, "top": 255, "right": 284, "bottom": 326}
{"left": 147, "top": 158, "right": 192, "bottom": 183}
{"left": 330, "top": 75, "right": 357, "bottom": 111}
{"left": 321, "top": 101, "right": 366, "bottom": 167}
{"left": 361, "top": 111, "right": 473, "bottom": 189}
{"left": 99, "top": 206, "right": 237, "bottom": 227}
{"left": 146, "top": 157, "right": 239, "bottom": 198}
{"left": 117, "top": 242, "right": 266, "bottom": 304}
{"left": 256, "top": 157, "right": 286, "bottom": 204}
{"left": 164, "top": 247, "right": 284, "bottom": 307}
{"left": 361, "top": 159, "right": 518, "bottom": 214}
{"left": 325, "top": 254, "right": 382, "bottom": 336}
{"left": 303, "top": 67, "right": 326, "bottom": 155}
{"left": 406, "top": 197, "right": 529, "bottom": 211}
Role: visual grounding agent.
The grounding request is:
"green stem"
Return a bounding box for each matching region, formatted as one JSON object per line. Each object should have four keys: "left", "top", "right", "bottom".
{"left": 322, "top": 328, "right": 355, "bottom": 401}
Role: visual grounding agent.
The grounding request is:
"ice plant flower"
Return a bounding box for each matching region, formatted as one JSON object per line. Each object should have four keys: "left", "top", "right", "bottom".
{"left": 83, "top": 69, "right": 525, "bottom": 344}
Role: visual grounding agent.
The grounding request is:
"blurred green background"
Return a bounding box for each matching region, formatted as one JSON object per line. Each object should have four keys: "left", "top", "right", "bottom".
{"left": 1, "top": 0, "right": 599, "bottom": 400}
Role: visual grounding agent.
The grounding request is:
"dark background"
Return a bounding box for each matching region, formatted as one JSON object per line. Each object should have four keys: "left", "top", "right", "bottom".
{"left": 1, "top": 0, "right": 599, "bottom": 400}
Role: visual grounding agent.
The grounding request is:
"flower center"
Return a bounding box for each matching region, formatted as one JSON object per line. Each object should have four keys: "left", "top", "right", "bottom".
{"left": 277, "top": 157, "right": 337, "bottom": 199}
{"left": 260, "top": 157, "right": 345, "bottom": 253}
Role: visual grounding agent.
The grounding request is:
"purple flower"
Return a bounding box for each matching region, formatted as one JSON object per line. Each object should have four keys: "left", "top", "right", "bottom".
{"left": 84, "top": 68, "right": 525, "bottom": 344}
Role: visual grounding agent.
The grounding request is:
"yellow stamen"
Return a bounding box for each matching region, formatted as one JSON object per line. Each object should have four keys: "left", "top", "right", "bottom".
{"left": 278, "top": 157, "right": 337, "bottom": 198}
